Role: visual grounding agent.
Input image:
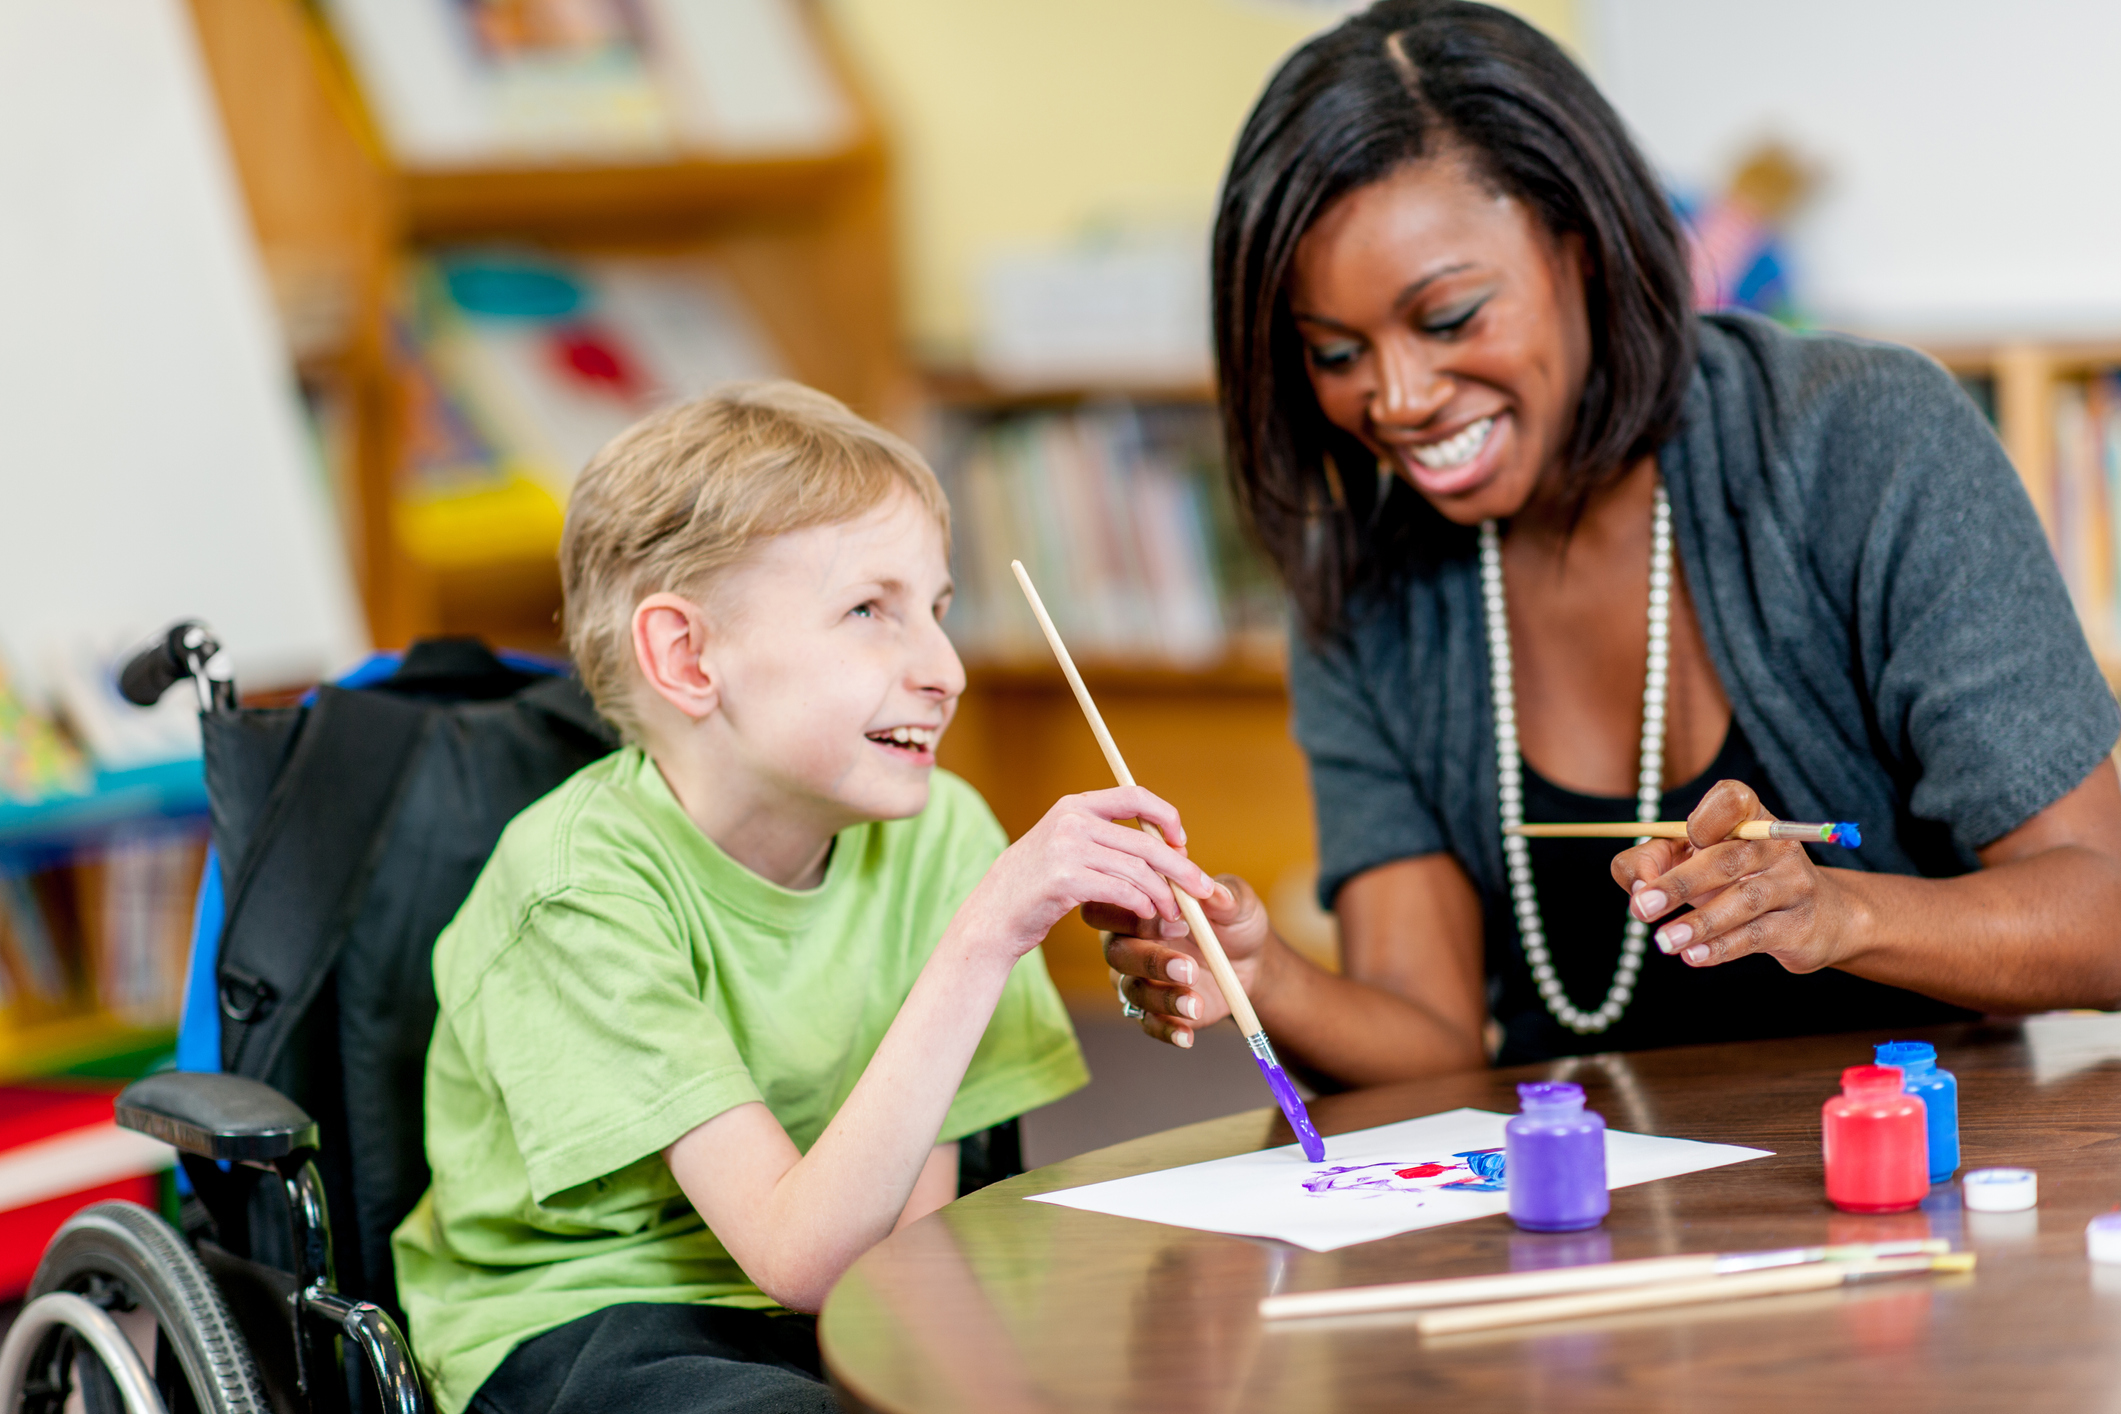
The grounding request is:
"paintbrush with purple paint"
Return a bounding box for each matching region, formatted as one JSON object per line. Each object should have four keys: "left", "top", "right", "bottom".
{"left": 1012, "top": 561, "right": 1327, "bottom": 1163}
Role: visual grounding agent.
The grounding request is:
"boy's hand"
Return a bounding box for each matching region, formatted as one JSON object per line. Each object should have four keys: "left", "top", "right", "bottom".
{"left": 956, "top": 786, "right": 1219, "bottom": 959}
{"left": 1089, "top": 872, "right": 1265, "bottom": 1047}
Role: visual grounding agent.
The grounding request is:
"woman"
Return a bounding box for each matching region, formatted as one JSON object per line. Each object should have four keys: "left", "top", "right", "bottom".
{"left": 1099, "top": 0, "right": 2121, "bottom": 1077}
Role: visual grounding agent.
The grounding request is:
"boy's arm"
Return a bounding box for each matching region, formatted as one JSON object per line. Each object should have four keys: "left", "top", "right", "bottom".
{"left": 664, "top": 785, "right": 1217, "bottom": 1313}
{"left": 896, "top": 1142, "right": 960, "bottom": 1232}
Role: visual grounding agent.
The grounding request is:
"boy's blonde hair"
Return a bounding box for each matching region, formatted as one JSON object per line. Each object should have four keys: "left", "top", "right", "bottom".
{"left": 560, "top": 380, "right": 950, "bottom": 742}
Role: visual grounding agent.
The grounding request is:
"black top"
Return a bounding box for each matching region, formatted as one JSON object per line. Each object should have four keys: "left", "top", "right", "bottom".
{"left": 1486, "top": 719, "right": 1973, "bottom": 1066}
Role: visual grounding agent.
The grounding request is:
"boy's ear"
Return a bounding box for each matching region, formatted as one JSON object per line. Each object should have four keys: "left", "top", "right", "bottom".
{"left": 632, "top": 593, "right": 719, "bottom": 721}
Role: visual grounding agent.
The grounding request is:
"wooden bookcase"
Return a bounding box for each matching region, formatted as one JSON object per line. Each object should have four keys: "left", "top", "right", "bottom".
{"left": 184, "top": 0, "right": 911, "bottom": 654}
{"left": 0, "top": 767, "right": 209, "bottom": 1081}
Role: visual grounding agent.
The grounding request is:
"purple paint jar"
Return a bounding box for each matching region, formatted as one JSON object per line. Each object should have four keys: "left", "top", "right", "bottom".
{"left": 1506, "top": 1081, "right": 1609, "bottom": 1233}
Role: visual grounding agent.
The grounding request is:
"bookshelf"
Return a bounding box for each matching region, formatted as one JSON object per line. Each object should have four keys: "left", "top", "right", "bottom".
{"left": 0, "top": 771, "right": 207, "bottom": 1082}
{"left": 183, "top": 0, "right": 910, "bottom": 654}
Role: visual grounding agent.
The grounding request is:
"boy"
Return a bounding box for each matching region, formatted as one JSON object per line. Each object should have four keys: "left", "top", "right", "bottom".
{"left": 391, "top": 382, "right": 1220, "bottom": 1414}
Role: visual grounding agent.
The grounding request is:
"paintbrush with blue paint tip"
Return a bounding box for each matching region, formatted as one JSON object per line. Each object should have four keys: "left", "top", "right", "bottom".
{"left": 1011, "top": 560, "right": 1327, "bottom": 1164}
{"left": 1508, "top": 819, "right": 1863, "bottom": 847}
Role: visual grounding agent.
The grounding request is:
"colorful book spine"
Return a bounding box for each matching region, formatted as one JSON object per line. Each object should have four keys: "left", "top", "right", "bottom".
{"left": 2050, "top": 372, "right": 2121, "bottom": 666}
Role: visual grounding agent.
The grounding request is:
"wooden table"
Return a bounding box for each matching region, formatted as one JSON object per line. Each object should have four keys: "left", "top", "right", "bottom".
{"left": 821, "top": 1018, "right": 2121, "bottom": 1411}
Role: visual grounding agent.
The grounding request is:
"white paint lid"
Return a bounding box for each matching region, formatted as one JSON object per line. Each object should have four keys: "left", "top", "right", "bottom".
{"left": 2089, "top": 1213, "right": 2121, "bottom": 1265}
{"left": 1963, "top": 1168, "right": 2038, "bottom": 1212}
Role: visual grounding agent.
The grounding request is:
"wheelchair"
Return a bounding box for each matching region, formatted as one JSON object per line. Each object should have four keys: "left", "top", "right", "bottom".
{"left": 1, "top": 623, "right": 1025, "bottom": 1414}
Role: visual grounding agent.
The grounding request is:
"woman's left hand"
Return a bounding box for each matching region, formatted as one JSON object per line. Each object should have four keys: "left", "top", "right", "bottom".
{"left": 1610, "top": 780, "right": 1854, "bottom": 973}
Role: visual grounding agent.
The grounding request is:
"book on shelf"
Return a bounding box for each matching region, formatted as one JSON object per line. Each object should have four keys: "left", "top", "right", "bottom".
{"left": 396, "top": 249, "right": 783, "bottom": 567}
{"left": 1, "top": 827, "right": 204, "bottom": 1034}
{"left": 933, "top": 402, "right": 1281, "bottom": 667}
{"left": 73, "top": 826, "right": 205, "bottom": 1028}
{"left": 0, "top": 873, "right": 67, "bottom": 1011}
{"left": 2050, "top": 373, "right": 2121, "bottom": 662}
{"left": 322, "top": 0, "right": 854, "bottom": 167}
{"left": 0, "top": 658, "right": 90, "bottom": 808}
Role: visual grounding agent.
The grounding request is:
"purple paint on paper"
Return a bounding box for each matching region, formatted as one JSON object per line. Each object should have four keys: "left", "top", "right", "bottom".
{"left": 1299, "top": 1148, "right": 1508, "bottom": 1198}
{"left": 1255, "top": 1055, "right": 1326, "bottom": 1162}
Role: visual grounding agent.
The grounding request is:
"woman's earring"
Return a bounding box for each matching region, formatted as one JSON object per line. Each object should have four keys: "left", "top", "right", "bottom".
{"left": 1370, "top": 457, "right": 1394, "bottom": 528}
{"left": 1321, "top": 453, "right": 1349, "bottom": 512}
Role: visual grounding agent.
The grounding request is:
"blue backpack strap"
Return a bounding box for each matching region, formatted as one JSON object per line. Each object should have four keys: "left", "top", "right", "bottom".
{"left": 174, "top": 845, "right": 226, "bottom": 1073}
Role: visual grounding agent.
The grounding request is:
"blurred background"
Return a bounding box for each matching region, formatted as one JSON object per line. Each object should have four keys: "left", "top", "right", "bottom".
{"left": 4, "top": 0, "right": 2121, "bottom": 1264}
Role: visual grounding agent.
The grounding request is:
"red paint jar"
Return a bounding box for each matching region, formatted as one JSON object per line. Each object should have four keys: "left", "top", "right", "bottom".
{"left": 1822, "top": 1064, "right": 1928, "bottom": 1213}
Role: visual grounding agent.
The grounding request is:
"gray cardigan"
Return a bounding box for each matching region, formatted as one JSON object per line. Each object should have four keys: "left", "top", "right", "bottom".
{"left": 1293, "top": 313, "right": 2121, "bottom": 910}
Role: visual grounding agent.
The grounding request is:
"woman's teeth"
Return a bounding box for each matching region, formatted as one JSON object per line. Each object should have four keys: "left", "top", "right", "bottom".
{"left": 1409, "top": 416, "right": 1495, "bottom": 470}
{"left": 870, "top": 725, "right": 938, "bottom": 750}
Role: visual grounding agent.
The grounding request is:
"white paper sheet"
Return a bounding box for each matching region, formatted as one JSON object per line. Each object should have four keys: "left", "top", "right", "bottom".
{"left": 1027, "top": 1108, "right": 1771, "bottom": 1252}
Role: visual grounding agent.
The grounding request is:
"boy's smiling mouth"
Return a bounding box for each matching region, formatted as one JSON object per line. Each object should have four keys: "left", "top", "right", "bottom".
{"left": 865, "top": 724, "right": 941, "bottom": 760}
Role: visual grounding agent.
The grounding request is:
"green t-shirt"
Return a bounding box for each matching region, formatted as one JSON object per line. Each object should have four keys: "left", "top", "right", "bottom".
{"left": 390, "top": 747, "right": 1087, "bottom": 1413}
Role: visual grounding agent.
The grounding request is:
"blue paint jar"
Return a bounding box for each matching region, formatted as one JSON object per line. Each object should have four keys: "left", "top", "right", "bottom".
{"left": 1505, "top": 1081, "right": 1609, "bottom": 1232}
{"left": 1875, "top": 1040, "right": 1958, "bottom": 1183}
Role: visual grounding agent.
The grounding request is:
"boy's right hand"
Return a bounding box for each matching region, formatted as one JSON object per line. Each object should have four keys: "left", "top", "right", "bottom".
{"left": 956, "top": 786, "right": 1218, "bottom": 960}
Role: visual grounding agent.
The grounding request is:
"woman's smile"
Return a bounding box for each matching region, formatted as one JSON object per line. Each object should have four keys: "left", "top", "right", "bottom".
{"left": 1379, "top": 409, "right": 1511, "bottom": 500}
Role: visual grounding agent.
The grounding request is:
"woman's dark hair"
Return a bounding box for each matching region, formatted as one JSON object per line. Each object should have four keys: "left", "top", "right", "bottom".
{"left": 1214, "top": 0, "right": 1694, "bottom": 639}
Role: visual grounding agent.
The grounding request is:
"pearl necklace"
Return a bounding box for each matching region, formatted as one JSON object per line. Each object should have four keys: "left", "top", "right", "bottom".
{"left": 1479, "top": 483, "right": 1671, "bottom": 1035}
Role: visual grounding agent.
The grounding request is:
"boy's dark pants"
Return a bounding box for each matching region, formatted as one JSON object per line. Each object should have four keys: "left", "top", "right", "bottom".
{"left": 471, "top": 1303, "right": 836, "bottom": 1414}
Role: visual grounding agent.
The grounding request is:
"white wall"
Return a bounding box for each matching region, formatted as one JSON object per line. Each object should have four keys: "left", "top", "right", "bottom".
{"left": 0, "top": 0, "right": 367, "bottom": 697}
{"left": 1586, "top": 0, "right": 2121, "bottom": 338}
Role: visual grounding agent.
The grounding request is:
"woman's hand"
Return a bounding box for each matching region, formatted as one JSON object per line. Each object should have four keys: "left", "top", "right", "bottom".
{"left": 1085, "top": 873, "right": 1265, "bottom": 1048}
{"left": 958, "top": 786, "right": 1219, "bottom": 961}
{"left": 1610, "top": 779, "right": 1856, "bottom": 974}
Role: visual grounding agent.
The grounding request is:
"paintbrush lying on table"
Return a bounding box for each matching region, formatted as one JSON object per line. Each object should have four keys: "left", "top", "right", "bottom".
{"left": 1261, "top": 1239, "right": 1949, "bottom": 1319}
{"left": 1011, "top": 559, "right": 1326, "bottom": 1163}
{"left": 1260, "top": 1238, "right": 1959, "bottom": 1327}
{"left": 1411, "top": 1250, "right": 1973, "bottom": 1336}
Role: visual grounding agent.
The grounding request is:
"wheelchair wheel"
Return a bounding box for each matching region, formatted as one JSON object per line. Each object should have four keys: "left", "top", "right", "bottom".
{"left": 20, "top": 1201, "right": 267, "bottom": 1414}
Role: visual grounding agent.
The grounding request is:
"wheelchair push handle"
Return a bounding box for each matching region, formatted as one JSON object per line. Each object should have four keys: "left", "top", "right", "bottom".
{"left": 119, "top": 620, "right": 236, "bottom": 714}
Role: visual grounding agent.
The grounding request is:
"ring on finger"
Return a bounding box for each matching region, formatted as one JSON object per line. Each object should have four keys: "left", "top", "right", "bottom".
{"left": 1117, "top": 977, "right": 1146, "bottom": 1021}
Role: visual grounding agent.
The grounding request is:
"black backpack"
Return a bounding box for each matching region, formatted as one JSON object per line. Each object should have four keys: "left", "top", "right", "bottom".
{"left": 204, "top": 639, "right": 617, "bottom": 1310}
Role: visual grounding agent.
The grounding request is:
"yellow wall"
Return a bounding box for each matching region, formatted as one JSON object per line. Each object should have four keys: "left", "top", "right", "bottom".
{"left": 824, "top": 0, "right": 1579, "bottom": 364}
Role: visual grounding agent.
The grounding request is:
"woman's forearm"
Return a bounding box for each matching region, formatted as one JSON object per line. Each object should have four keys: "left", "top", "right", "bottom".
{"left": 1253, "top": 933, "right": 1488, "bottom": 1085}
{"left": 1832, "top": 848, "right": 2121, "bottom": 1012}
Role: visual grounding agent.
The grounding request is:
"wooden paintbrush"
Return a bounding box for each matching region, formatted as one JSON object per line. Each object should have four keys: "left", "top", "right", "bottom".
{"left": 1507, "top": 820, "right": 1861, "bottom": 846}
{"left": 1011, "top": 560, "right": 1326, "bottom": 1163}
{"left": 1412, "top": 1251, "right": 1973, "bottom": 1336}
{"left": 1259, "top": 1238, "right": 1950, "bottom": 1320}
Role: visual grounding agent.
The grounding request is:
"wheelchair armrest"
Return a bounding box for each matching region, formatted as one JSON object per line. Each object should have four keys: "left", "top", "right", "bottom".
{"left": 117, "top": 1072, "right": 319, "bottom": 1164}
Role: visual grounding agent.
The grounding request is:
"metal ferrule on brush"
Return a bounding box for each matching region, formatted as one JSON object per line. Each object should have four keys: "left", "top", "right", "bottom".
{"left": 1245, "top": 1031, "right": 1279, "bottom": 1065}
{"left": 1712, "top": 1238, "right": 1947, "bottom": 1275}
